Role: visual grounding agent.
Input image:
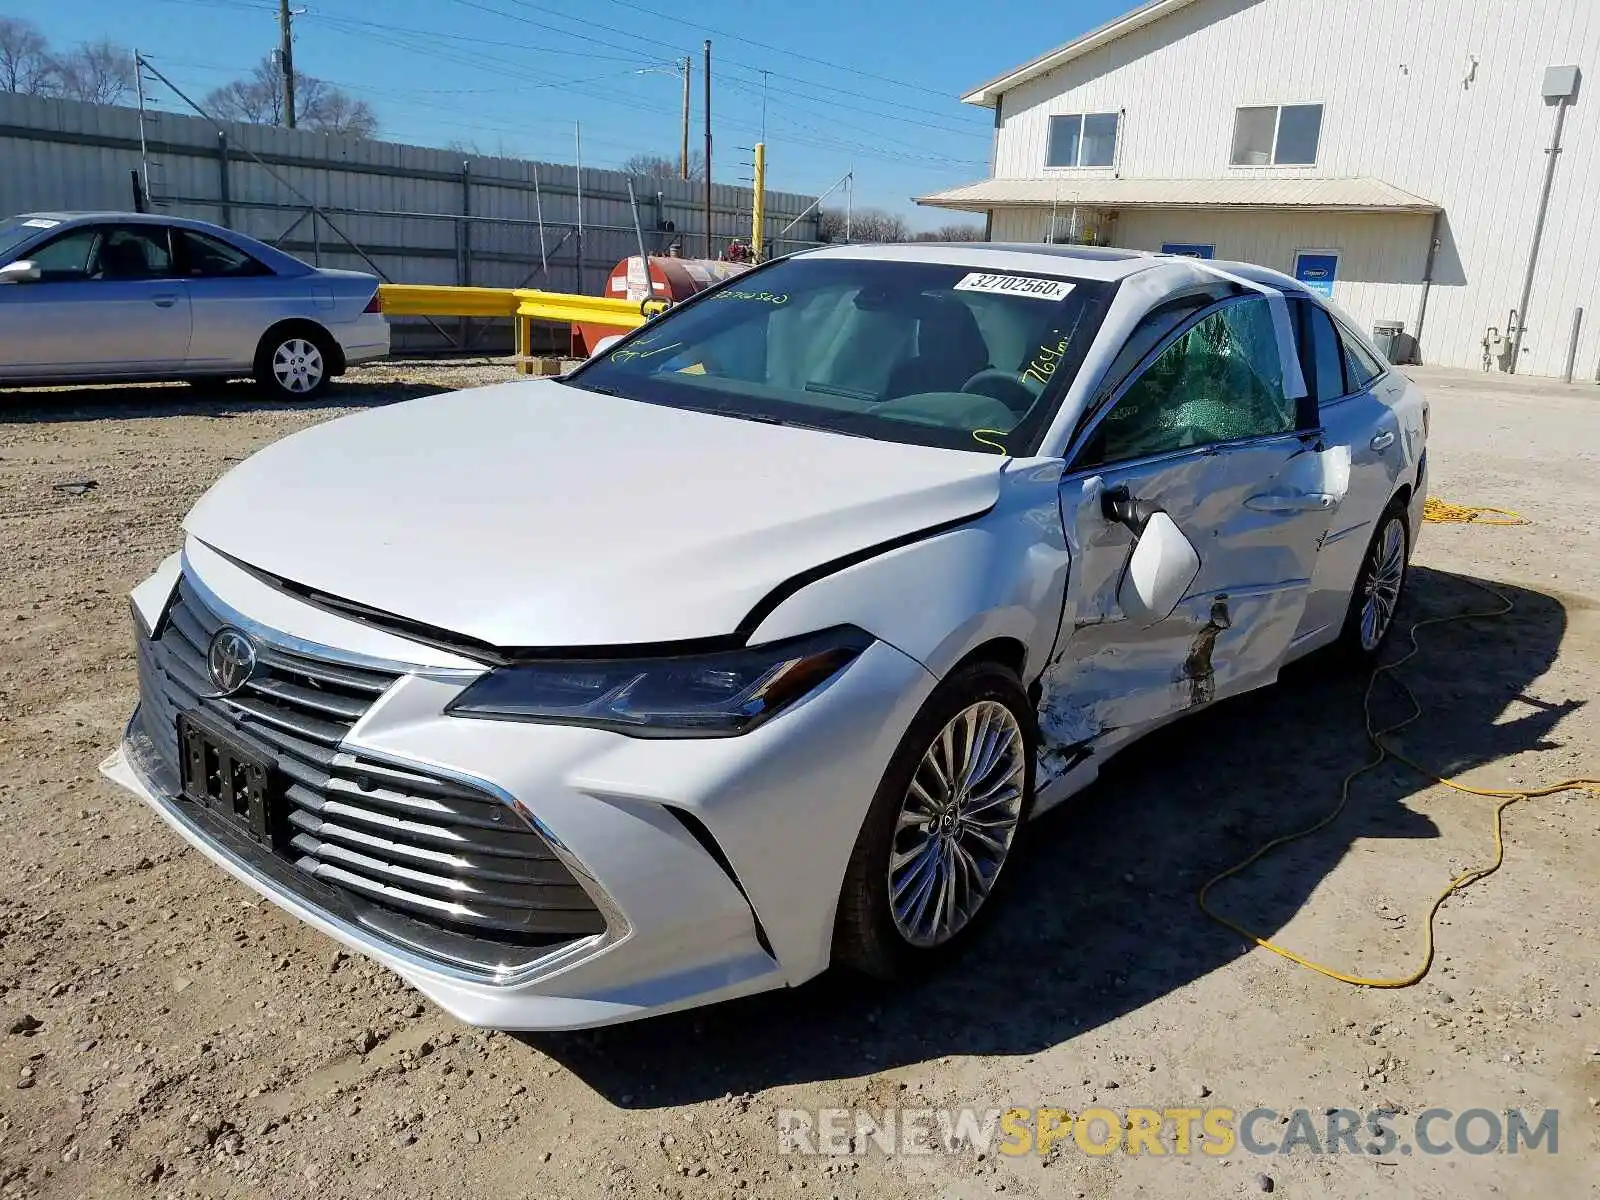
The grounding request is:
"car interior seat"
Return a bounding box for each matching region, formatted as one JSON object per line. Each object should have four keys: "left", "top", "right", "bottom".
{"left": 884, "top": 297, "right": 991, "bottom": 398}
{"left": 96, "top": 237, "right": 151, "bottom": 280}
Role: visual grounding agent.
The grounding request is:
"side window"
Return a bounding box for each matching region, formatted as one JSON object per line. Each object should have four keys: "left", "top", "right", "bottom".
{"left": 1092, "top": 294, "right": 1213, "bottom": 403}
{"left": 1338, "top": 323, "right": 1386, "bottom": 390}
{"left": 1077, "top": 297, "right": 1295, "bottom": 468}
{"left": 92, "top": 226, "right": 175, "bottom": 281}
{"left": 177, "top": 229, "right": 269, "bottom": 278}
{"left": 1295, "top": 300, "right": 1348, "bottom": 404}
{"left": 29, "top": 228, "right": 101, "bottom": 281}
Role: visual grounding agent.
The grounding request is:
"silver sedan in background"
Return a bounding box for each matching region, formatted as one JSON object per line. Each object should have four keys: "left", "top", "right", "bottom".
{"left": 0, "top": 212, "right": 389, "bottom": 399}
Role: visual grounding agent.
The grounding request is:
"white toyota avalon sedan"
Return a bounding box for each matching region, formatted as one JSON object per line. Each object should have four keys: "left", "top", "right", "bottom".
{"left": 103, "top": 243, "right": 1428, "bottom": 1030}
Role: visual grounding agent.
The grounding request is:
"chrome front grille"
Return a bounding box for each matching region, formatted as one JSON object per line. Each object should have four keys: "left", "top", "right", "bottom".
{"left": 135, "top": 578, "right": 605, "bottom": 952}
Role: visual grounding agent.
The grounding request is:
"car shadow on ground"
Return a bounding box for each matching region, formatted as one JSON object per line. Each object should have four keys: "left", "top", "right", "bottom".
{"left": 521, "top": 566, "right": 1580, "bottom": 1107}
{"left": 0, "top": 378, "right": 447, "bottom": 423}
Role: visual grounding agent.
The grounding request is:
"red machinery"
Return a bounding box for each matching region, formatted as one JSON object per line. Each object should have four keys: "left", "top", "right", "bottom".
{"left": 572, "top": 255, "right": 751, "bottom": 358}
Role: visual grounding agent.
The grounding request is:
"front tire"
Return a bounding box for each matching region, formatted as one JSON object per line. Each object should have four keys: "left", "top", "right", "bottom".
{"left": 1338, "top": 502, "right": 1410, "bottom": 659}
{"left": 833, "top": 660, "right": 1036, "bottom": 980}
{"left": 254, "top": 327, "right": 333, "bottom": 400}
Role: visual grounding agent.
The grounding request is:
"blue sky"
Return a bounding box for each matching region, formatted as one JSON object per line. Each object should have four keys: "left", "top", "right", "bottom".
{"left": 27, "top": 0, "right": 1127, "bottom": 225}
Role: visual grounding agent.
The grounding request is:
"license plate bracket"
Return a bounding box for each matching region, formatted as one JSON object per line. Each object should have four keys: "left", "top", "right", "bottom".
{"left": 177, "top": 712, "right": 277, "bottom": 844}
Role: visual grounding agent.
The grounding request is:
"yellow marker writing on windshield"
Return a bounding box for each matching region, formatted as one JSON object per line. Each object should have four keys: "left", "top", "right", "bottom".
{"left": 972, "top": 429, "right": 1008, "bottom": 453}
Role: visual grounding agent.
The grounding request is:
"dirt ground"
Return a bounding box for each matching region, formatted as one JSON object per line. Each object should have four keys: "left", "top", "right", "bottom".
{"left": 1, "top": 362, "right": 1596, "bottom": 1199}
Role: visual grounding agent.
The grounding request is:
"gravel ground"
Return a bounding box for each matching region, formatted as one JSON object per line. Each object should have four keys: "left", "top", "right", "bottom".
{"left": 1, "top": 362, "right": 1597, "bottom": 1198}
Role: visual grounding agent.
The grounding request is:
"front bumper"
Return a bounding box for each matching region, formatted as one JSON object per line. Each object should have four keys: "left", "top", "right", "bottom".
{"left": 102, "top": 546, "right": 937, "bottom": 1029}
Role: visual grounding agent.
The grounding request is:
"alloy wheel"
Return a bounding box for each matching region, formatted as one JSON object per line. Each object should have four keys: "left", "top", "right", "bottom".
{"left": 887, "top": 700, "right": 1026, "bottom": 948}
{"left": 271, "top": 338, "right": 325, "bottom": 395}
{"left": 1360, "top": 516, "right": 1407, "bottom": 651}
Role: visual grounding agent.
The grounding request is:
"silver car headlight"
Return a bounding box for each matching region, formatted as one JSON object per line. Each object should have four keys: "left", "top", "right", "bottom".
{"left": 445, "top": 626, "right": 873, "bottom": 737}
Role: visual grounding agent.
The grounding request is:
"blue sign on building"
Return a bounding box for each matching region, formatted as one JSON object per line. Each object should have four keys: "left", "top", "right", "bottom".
{"left": 1294, "top": 251, "right": 1339, "bottom": 298}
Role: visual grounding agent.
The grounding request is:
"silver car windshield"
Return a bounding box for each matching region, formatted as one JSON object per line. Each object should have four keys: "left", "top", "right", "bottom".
{"left": 565, "top": 258, "right": 1117, "bottom": 456}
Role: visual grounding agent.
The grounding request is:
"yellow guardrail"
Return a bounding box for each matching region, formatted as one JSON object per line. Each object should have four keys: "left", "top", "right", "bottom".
{"left": 513, "top": 288, "right": 656, "bottom": 328}
{"left": 381, "top": 283, "right": 667, "bottom": 325}
{"left": 379, "top": 284, "right": 521, "bottom": 318}
{"left": 382, "top": 283, "right": 672, "bottom": 373}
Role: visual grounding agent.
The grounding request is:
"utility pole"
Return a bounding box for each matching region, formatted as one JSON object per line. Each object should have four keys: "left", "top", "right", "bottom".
{"left": 679, "top": 56, "right": 692, "bottom": 182}
{"left": 575, "top": 121, "right": 585, "bottom": 292}
{"left": 703, "top": 39, "right": 713, "bottom": 259}
{"left": 750, "top": 142, "right": 765, "bottom": 262}
{"left": 277, "top": 0, "right": 296, "bottom": 129}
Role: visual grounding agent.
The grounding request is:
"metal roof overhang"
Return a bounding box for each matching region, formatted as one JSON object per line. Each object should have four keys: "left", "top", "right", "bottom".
{"left": 914, "top": 176, "right": 1441, "bottom": 215}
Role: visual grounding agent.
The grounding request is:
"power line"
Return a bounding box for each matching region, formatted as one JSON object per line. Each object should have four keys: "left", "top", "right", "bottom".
{"left": 311, "top": 16, "right": 971, "bottom": 173}
{"left": 482, "top": 0, "right": 984, "bottom": 134}
{"left": 315, "top": 20, "right": 646, "bottom": 94}
{"left": 307, "top": 11, "right": 650, "bottom": 65}
{"left": 154, "top": 0, "right": 985, "bottom": 142}
{"left": 718, "top": 67, "right": 988, "bottom": 141}
{"left": 592, "top": 0, "right": 957, "bottom": 99}
{"left": 147, "top": 0, "right": 985, "bottom": 176}
{"left": 435, "top": 0, "right": 680, "bottom": 68}
{"left": 720, "top": 76, "right": 983, "bottom": 167}
{"left": 148, "top": 0, "right": 278, "bottom": 12}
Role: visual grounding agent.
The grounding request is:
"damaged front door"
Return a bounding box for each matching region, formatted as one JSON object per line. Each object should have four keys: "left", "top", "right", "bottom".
{"left": 1037, "top": 296, "right": 1342, "bottom": 783}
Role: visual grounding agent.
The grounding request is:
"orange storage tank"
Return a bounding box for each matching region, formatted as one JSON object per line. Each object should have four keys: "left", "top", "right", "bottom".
{"left": 572, "top": 255, "right": 752, "bottom": 358}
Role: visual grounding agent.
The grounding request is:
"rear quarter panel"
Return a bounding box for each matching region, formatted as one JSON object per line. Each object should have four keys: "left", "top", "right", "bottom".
{"left": 185, "top": 274, "right": 326, "bottom": 371}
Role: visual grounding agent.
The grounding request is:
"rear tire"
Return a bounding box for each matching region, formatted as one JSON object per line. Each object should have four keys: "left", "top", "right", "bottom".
{"left": 253, "top": 326, "right": 334, "bottom": 400}
{"left": 833, "top": 660, "right": 1036, "bottom": 980}
{"left": 1337, "top": 501, "right": 1410, "bottom": 660}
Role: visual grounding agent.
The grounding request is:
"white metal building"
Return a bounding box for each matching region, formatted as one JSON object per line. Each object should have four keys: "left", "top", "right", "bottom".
{"left": 918, "top": 0, "right": 1599, "bottom": 378}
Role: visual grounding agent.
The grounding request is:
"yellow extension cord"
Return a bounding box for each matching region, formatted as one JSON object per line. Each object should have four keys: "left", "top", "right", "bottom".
{"left": 1197, "top": 500, "right": 1599, "bottom": 987}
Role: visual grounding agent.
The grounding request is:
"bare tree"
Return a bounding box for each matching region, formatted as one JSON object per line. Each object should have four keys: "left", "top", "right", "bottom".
{"left": 0, "top": 16, "right": 57, "bottom": 95}
{"left": 817, "top": 206, "right": 909, "bottom": 244}
{"left": 444, "top": 136, "right": 521, "bottom": 159}
{"left": 620, "top": 151, "right": 705, "bottom": 179}
{"left": 205, "top": 56, "right": 378, "bottom": 138}
{"left": 298, "top": 78, "right": 378, "bottom": 138}
{"left": 53, "top": 39, "right": 134, "bottom": 105}
{"left": 910, "top": 222, "right": 986, "bottom": 242}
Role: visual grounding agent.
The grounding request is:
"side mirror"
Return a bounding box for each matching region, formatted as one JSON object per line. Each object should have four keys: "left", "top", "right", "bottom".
{"left": 0, "top": 260, "right": 41, "bottom": 284}
{"left": 1119, "top": 510, "right": 1200, "bottom": 624}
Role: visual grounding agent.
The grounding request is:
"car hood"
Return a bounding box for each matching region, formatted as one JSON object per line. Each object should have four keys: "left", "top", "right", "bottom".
{"left": 185, "top": 379, "right": 1005, "bottom": 648}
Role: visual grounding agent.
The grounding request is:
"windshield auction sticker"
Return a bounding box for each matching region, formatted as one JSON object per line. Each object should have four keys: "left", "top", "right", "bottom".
{"left": 953, "top": 273, "right": 1075, "bottom": 301}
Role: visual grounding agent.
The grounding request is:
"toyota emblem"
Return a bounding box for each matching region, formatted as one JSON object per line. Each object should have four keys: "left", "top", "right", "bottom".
{"left": 206, "top": 627, "right": 259, "bottom": 696}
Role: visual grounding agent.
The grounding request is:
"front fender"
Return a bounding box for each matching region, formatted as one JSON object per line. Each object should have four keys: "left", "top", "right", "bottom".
{"left": 746, "top": 459, "right": 1070, "bottom": 683}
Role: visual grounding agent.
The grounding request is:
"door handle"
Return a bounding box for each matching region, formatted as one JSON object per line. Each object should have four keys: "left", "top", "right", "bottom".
{"left": 1369, "top": 430, "right": 1396, "bottom": 451}
{"left": 1245, "top": 491, "right": 1337, "bottom": 513}
{"left": 151, "top": 294, "right": 179, "bottom": 308}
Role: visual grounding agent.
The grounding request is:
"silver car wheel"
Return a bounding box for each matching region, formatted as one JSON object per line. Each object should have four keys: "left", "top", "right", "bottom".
{"left": 1359, "top": 516, "right": 1407, "bottom": 651}
{"left": 887, "top": 700, "right": 1025, "bottom": 949}
{"left": 271, "top": 338, "right": 324, "bottom": 395}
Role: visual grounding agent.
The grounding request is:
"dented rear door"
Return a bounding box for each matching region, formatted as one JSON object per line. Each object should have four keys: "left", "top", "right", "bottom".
{"left": 1039, "top": 433, "right": 1338, "bottom": 774}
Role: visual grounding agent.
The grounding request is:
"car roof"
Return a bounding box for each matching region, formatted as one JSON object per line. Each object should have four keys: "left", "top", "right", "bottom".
{"left": 11, "top": 211, "right": 229, "bottom": 232}
{"left": 797, "top": 240, "right": 1316, "bottom": 295}
{"left": 798, "top": 240, "right": 1157, "bottom": 281}
{"left": 6, "top": 210, "right": 335, "bottom": 279}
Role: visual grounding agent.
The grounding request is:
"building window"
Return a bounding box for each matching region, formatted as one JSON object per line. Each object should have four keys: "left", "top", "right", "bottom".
{"left": 1047, "top": 112, "right": 1119, "bottom": 168}
{"left": 1230, "top": 103, "right": 1322, "bottom": 165}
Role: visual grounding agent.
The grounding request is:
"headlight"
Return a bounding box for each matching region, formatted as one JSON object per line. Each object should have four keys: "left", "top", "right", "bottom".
{"left": 445, "top": 626, "right": 873, "bottom": 737}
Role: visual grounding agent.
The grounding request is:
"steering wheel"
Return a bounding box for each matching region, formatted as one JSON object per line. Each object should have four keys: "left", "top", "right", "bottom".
{"left": 960, "top": 369, "right": 1041, "bottom": 415}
